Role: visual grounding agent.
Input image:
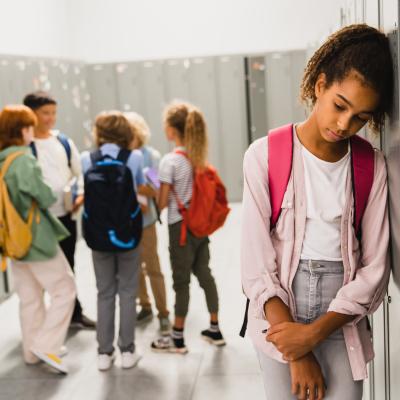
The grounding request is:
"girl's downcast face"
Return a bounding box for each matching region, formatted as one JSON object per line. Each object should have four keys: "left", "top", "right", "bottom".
{"left": 314, "top": 70, "right": 380, "bottom": 143}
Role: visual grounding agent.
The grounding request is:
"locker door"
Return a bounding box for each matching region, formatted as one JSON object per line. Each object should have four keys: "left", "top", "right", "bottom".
{"left": 290, "top": 51, "right": 307, "bottom": 123}
{"left": 137, "top": 61, "right": 168, "bottom": 155}
{"left": 115, "top": 62, "right": 145, "bottom": 116}
{"left": 383, "top": 11, "right": 400, "bottom": 400}
{"left": 163, "top": 59, "right": 190, "bottom": 103}
{"left": 215, "top": 55, "right": 247, "bottom": 201}
{"left": 46, "top": 60, "right": 74, "bottom": 141}
{"left": 187, "top": 57, "right": 221, "bottom": 172}
{"left": 265, "top": 52, "right": 292, "bottom": 130}
{"left": 66, "top": 63, "right": 93, "bottom": 150}
{"left": 246, "top": 56, "right": 267, "bottom": 142}
{"left": 86, "top": 63, "right": 118, "bottom": 118}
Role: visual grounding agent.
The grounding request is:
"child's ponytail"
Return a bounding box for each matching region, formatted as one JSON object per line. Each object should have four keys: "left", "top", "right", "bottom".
{"left": 164, "top": 101, "right": 209, "bottom": 169}
{"left": 184, "top": 109, "right": 208, "bottom": 169}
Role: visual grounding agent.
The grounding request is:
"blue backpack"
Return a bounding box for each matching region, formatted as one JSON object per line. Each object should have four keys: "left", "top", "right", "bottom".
{"left": 82, "top": 149, "right": 142, "bottom": 252}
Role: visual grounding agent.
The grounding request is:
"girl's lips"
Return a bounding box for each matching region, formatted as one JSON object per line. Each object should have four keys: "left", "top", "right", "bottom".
{"left": 326, "top": 129, "right": 345, "bottom": 141}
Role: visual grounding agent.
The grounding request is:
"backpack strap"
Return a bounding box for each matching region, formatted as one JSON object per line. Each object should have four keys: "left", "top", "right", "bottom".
{"left": 268, "top": 124, "right": 294, "bottom": 229}
{"left": 350, "top": 135, "right": 375, "bottom": 240}
{"left": 29, "top": 132, "right": 72, "bottom": 168}
{"left": 117, "top": 148, "right": 131, "bottom": 164}
{"left": 57, "top": 133, "right": 72, "bottom": 168}
{"left": 90, "top": 149, "right": 104, "bottom": 165}
{"left": 172, "top": 149, "right": 191, "bottom": 246}
{"left": 29, "top": 142, "right": 37, "bottom": 159}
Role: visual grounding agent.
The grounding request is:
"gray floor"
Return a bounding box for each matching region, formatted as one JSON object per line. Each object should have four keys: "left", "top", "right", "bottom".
{"left": 0, "top": 203, "right": 265, "bottom": 400}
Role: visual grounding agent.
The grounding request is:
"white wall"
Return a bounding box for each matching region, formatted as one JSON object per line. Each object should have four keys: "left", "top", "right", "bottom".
{"left": 0, "top": 0, "right": 363, "bottom": 62}
{"left": 69, "top": 0, "right": 358, "bottom": 63}
{"left": 0, "top": 0, "right": 72, "bottom": 59}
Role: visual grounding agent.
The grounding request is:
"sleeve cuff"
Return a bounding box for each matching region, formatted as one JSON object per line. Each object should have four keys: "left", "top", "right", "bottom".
{"left": 254, "top": 287, "right": 289, "bottom": 320}
{"left": 327, "top": 298, "right": 366, "bottom": 320}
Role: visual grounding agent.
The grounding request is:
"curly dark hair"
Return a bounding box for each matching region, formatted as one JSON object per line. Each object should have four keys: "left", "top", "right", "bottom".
{"left": 300, "top": 24, "right": 394, "bottom": 131}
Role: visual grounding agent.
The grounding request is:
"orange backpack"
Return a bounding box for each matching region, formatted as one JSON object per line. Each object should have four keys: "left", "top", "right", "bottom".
{"left": 172, "top": 150, "right": 230, "bottom": 245}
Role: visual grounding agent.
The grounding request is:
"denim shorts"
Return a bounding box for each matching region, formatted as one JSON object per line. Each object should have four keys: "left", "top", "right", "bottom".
{"left": 293, "top": 259, "right": 344, "bottom": 330}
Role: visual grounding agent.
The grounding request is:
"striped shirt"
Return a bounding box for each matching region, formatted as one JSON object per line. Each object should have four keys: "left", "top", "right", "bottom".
{"left": 159, "top": 147, "right": 193, "bottom": 225}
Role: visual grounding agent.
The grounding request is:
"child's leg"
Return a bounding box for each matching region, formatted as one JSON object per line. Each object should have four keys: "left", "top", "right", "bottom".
{"left": 256, "top": 349, "right": 296, "bottom": 399}
{"left": 92, "top": 251, "right": 117, "bottom": 354}
{"left": 141, "top": 223, "right": 169, "bottom": 318}
{"left": 138, "top": 264, "right": 151, "bottom": 310}
{"left": 116, "top": 248, "right": 140, "bottom": 353}
{"left": 11, "top": 261, "right": 46, "bottom": 363}
{"left": 25, "top": 249, "right": 76, "bottom": 354}
{"left": 191, "top": 237, "right": 219, "bottom": 317}
{"left": 313, "top": 332, "right": 363, "bottom": 400}
{"left": 169, "top": 222, "right": 195, "bottom": 322}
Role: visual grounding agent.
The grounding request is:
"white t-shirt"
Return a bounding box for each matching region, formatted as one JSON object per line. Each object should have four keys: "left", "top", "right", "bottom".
{"left": 33, "top": 131, "right": 83, "bottom": 217}
{"left": 300, "top": 144, "right": 350, "bottom": 261}
{"left": 159, "top": 147, "right": 193, "bottom": 225}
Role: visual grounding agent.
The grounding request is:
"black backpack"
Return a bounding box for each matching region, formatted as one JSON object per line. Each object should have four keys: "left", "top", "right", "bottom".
{"left": 82, "top": 149, "right": 142, "bottom": 252}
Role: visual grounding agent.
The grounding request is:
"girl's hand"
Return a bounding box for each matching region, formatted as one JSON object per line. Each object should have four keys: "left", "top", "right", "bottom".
{"left": 266, "top": 322, "right": 319, "bottom": 361}
{"left": 289, "top": 353, "right": 325, "bottom": 400}
{"left": 72, "top": 195, "right": 84, "bottom": 213}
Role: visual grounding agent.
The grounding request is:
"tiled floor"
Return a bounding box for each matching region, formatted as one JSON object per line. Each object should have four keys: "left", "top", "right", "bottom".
{"left": 0, "top": 204, "right": 265, "bottom": 400}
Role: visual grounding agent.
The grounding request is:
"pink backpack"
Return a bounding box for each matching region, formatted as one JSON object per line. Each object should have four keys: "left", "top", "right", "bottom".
{"left": 268, "top": 123, "right": 374, "bottom": 237}
{"left": 240, "top": 123, "right": 375, "bottom": 337}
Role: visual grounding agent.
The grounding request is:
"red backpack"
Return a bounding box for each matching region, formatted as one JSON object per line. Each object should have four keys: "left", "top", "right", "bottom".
{"left": 239, "top": 123, "right": 375, "bottom": 337}
{"left": 173, "top": 150, "right": 231, "bottom": 246}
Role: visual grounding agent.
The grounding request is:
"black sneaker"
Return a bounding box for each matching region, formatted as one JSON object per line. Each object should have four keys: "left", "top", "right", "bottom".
{"left": 201, "top": 329, "right": 226, "bottom": 346}
{"left": 70, "top": 314, "right": 96, "bottom": 330}
{"left": 137, "top": 308, "right": 153, "bottom": 324}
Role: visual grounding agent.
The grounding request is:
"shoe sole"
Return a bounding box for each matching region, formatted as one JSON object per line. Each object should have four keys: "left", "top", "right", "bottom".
{"left": 121, "top": 355, "right": 142, "bottom": 369}
{"left": 137, "top": 315, "right": 153, "bottom": 325}
{"left": 31, "top": 350, "right": 68, "bottom": 374}
{"left": 98, "top": 355, "right": 116, "bottom": 371}
{"left": 151, "top": 347, "right": 188, "bottom": 355}
{"left": 69, "top": 322, "right": 96, "bottom": 330}
{"left": 201, "top": 335, "right": 226, "bottom": 347}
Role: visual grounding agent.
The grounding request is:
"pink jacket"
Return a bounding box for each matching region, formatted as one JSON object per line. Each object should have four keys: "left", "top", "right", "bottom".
{"left": 241, "top": 130, "right": 390, "bottom": 381}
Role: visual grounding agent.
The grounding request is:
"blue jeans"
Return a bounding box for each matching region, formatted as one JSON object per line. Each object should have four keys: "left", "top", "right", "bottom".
{"left": 257, "top": 260, "right": 363, "bottom": 399}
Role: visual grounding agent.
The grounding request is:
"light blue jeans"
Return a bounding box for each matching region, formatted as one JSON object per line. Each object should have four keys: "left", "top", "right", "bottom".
{"left": 257, "top": 260, "right": 363, "bottom": 399}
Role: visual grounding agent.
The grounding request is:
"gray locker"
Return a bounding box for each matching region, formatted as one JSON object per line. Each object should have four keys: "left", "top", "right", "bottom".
{"left": 65, "top": 63, "right": 93, "bottom": 150}
{"left": 138, "top": 60, "right": 169, "bottom": 155}
{"left": 187, "top": 57, "right": 222, "bottom": 172}
{"left": 115, "top": 62, "right": 145, "bottom": 116}
{"left": 290, "top": 50, "right": 308, "bottom": 123}
{"left": 163, "top": 59, "right": 190, "bottom": 103}
{"left": 381, "top": 6, "right": 400, "bottom": 400}
{"left": 265, "top": 52, "right": 293, "bottom": 129}
{"left": 265, "top": 50, "right": 307, "bottom": 130}
{"left": 87, "top": 63, "right": 118, "bottom": 118}
{"left": 215, "top": 55, "right": 247, "bottom": 201}
{"left": 246, "top": 56, "right": 268, "bottom": 142}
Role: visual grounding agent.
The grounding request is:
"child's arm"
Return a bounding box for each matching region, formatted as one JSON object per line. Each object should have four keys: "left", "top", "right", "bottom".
{"left": 157, "top": 183, "right": 170, "bottom": 211}
{"left": 16, "top": 156, "right": 56, "bottom": 209}
{"left": 137, "top": 184, "right": 156, "bottom": 198}
{"left": 241, "top": 139, "right": 290, "bottom": 321}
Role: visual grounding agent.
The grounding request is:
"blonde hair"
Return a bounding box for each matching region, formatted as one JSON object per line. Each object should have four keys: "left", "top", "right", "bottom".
{"left": 94, "top": 110, "right": 133, "bottom": 149}
{"left": 124, "top": 111, "right": 151, "bottom": 148}
{"left": 163, "top": 101, "right": 208, "bottom": 169}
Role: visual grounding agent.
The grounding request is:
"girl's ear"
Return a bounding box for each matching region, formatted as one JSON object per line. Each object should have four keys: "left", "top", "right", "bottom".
{"left": 315, "top": 73, "right": 327, "bottom": 99}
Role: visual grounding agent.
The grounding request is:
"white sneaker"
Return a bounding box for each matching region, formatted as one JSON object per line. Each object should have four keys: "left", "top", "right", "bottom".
{"left": 97, "top": 353, "right": 115, "bottom": 371}
{"left": 31, "top": 349, "right": 68, "bottom": 374}
{"left": 121, "top": 352, "right": 142, "bottom": 369}
{"left": 59, "top": 345, "right": 68, "bottom": 357}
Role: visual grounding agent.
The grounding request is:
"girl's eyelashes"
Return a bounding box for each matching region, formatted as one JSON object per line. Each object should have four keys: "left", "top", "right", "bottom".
{"left": 334, "top": 103, "right": 345, "bottom": 111}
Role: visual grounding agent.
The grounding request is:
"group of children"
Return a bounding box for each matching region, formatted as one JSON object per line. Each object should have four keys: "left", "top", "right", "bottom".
{"left": 0, "top": 93, "right": 225, "bottom": 374}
